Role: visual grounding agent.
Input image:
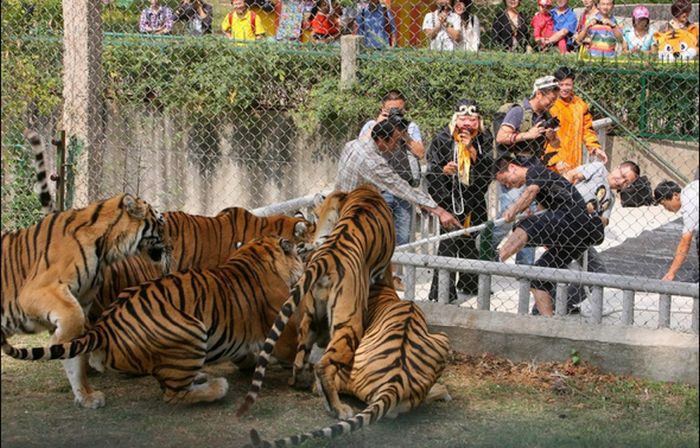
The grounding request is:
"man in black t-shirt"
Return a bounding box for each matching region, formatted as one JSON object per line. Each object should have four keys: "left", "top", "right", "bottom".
{"left": 494, "top": 154, "right": 604, "bottom": 316}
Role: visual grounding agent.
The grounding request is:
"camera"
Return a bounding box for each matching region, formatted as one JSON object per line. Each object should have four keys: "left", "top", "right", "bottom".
{"left": 386, "top": 107, "right": 409, "bottom": 132}
{"left": 540, "top": 115, "right": 560, "bottom": 130}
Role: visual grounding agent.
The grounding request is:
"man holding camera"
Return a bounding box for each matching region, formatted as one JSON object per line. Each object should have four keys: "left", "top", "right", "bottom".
{"left": 422, "top": 0, "right": 462, "bottom": 51}
{"left": 426, "top": 99, "right": 494, "bottom": 302}
{"left": 337, "top": 115, "right": 462, "bottom": 235}
{"left": 175, "top": 0, "right": 213, "bottom": 35}
{"left": 545, "top": 66, "right": 607, "bottom": 175}
{"left": 492, "top": 75, "right": 561, "bottom": 265}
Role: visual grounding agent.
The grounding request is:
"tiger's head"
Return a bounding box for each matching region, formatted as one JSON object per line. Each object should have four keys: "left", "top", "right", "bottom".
{"left": 238, "top": 236, "right": 305, "bottom": 287}
{"left": 296, "top": 190, "right": 349, "bottom": 259}
{"left": 107, "top": 194, "right": 171, "bottom": 273}
{"left": 654, "top": 27, "right": 698, "bottom": 62}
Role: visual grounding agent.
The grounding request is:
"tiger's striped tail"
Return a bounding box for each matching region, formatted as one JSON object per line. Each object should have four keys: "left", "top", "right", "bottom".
{"left": 23, "top": 128, "right": 55, "bottom": 215}
{"left": 236, "top": 262, "right": 327, "bottom": 417}
{"left": 246, "top": 389, "right": 395, "bottom": 447}
{"left": 1, "top": 330, "right": 101, "bottom": 362}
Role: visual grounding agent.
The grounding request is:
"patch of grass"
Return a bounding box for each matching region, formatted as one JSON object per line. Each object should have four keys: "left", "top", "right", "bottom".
{"left": 2, "top": 334, "right": 698, "bottom": 448}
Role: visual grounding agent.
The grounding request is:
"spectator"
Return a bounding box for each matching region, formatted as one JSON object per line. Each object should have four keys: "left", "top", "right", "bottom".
{"left": 422, "top": 0, "right": 462, "bottom": 51}
{"left": 139, "top": 0, "right": 174, "bottom": 35}
{"left": 222, "top": 0, "right": 266, "bottom": 41}
{"left": 495, "top": 154, "right": 605, "bottom": 316}
{"left": 174, "top": 0, "right": 213, "bottom": 35}
{"left": 576, "top": 0, "right": 598, "bottom": 38}
{"left": 545, "top": 66, "right": 607, "bottom": 175}
{"left": 492, "top": 0, "right": 532, "bottom": 53}
{"left": 531, "top": 0, "right": 556, "bottom": 52}
{"left": 493, "top": 75, "right": 561, "bottom": 265}
{"left": 622, "top": 6, "right": 654, "bottom": 54}
{"left": 658, "top": 0, "right": 695, "bottom": 33}
{"left": 356, "top": 0, "right": 397, "bottom": 49}
{"left": 654, "top": 179, "right": 699, "bottom": 282}
{"left": 310, "top": 0, "right": 340, "bottom": 43}
{"left": 454, "top": 0, "right": 480, "bottom": 52}
{"left": 425, "top": 100, "right": 494, "bottom": 302}
{"left": 336, "top": 118, "right": 462, "bottom": 231}
{"left": 560, "top": 160, "right": 640, "bottom": 313}
{"left": 549, "top": 0, "right": 578, "bottom": 53}
{"left": 275, "top": 0, "right": 311, "bottom": 42}
{"left": 575, "top": 0, "right": 622, "bottom": 58}
{"left": 359, "top": 90, "right": 426, "bottom": 290}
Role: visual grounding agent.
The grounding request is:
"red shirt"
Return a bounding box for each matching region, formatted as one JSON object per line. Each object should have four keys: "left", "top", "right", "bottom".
{"left": 310, "top": 12, "right": 339, "bottom": 38}
{"left": 531, "top": 11, "right": 554, "bottom": 39}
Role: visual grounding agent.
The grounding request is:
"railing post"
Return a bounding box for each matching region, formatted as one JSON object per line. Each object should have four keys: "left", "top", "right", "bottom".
{"left": 404, "top": 265, "right": 416, "bottom": 301}
{"left": 518, "top": 278, "right": 530, "bottom": 315}
{"left": 555, "top": 283, "right": 568, "bottom": 317}
{"left": 622, "top": 290, "right": 635, "bottom": 325}
{"left": 477, "top": 274, "right": 491, "bottom": 310}
{"left": 590, "top": 286, "right": 604, "bottom": 324}
{"left": 692, "top": 297, "right": 699, "bottom": 334}
{"left": 658, "top": 293, "right": 671, "bottom": 329}
{"left": 438, "top": 269, "right": 450, "bottom": 305}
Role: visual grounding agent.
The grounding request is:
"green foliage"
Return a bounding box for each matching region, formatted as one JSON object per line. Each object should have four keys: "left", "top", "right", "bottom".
{"left": 1, "top": 137, "right": 44, "bottom": 231}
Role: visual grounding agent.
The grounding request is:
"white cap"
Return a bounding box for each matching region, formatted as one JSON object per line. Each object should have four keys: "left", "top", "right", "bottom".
{"left": 532, "top": 75, "right": 560, "bottom": 96}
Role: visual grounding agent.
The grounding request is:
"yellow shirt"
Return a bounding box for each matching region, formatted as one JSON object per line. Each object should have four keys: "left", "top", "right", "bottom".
{"left": 545, "top": 95, "right": 601, "bottom": 174}
{"left": 221, "top": 10, "right": 266, "bottom": 41}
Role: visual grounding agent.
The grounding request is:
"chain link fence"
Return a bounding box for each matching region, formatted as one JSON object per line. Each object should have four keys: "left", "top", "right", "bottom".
{"left": 2, "top": 0, "right": 698, "bottom": 332}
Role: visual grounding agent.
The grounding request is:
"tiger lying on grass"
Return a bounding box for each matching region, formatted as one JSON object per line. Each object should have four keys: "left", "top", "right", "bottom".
{"left": 90, "top": 206, "right": 313, "bottom": 322}
{"left": 2, "top": 236, "right": 304, "bottom": 405}
{"left": 1, "top": 190, "right": 169, "bottom": 409}
{"left": 237, "top": 184, "right": 396, "bottom": 419}
{"left": 246, "top": 283, "right": 451, "bottom": 447}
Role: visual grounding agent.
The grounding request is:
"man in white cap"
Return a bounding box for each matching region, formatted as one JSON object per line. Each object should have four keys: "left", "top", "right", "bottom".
{"left": 492, "top": 75, "right": 562, "bottom": 265}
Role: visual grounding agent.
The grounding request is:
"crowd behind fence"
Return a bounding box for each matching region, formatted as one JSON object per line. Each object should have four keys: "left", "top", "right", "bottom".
{"left": 1, "top": 1, "right": 698, "bottom": 333}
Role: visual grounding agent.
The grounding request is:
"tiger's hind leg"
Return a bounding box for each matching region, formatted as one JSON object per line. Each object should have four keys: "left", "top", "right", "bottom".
{"left": 424, "top": 383, "right": 451, "bottom": 403}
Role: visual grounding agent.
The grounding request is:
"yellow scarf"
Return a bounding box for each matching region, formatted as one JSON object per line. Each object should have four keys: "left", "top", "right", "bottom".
{"left": 451, "top": 128, "right": 476, "bottom": 187}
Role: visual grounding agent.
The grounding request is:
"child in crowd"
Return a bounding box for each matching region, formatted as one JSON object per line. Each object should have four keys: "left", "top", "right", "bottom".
{"left": 531, "top": 0, "right": 556, "bottom": 51}
{"left": 661, "top": 0, "right": 696, "bottom": 33}
{"left": 576, "top": 0, "right": 598, "bottom": 37}
{"left": 575, "top": 0, "right": 622, "bottom": 58}
{"left": 222, "top": 0, "right": 266, "bottom": 41}
{"left": 622, "top": 6, "right": 654, "bottom": 54}
{"left": 310, "top": 0, "right": 340, "bottom": 42}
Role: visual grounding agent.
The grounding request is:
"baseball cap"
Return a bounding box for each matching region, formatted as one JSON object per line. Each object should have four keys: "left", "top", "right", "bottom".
{"left": 632, "top": 6, "right": 650, "bottom": 20}
{"left": 653, "top": 180, "right": 681, "bottom": 204}
{"left": 532, "top": 75, "right": 560, "bottom": 96}
{"left": 454, "top": 99, "right": 481, "bottom": 117}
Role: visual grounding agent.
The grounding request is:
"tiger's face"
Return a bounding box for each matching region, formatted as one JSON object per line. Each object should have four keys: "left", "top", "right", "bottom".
{"left": 297, "top": 191, "right": 347, "bottom": 259}
{"left": 239, "top": 236, "right": 305, "bottom": 287}
{"left": 111, "top": 194, "right": 171, "bottom": 273}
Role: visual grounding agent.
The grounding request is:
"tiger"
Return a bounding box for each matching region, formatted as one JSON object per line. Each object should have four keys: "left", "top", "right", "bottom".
{"left": 236, "top": 184, "right": 396, "bottom": 419}
{"left": 89, "top": 206, "right": 313, "bottom": 322}
{"left": 2, "top": 236, "right": 305, "bottom": 405}
{"left": 246, "top": 283, "right": 451, "bottom": 447}
{"left": 1, "top": 193, "right": 168, "bottom": 409}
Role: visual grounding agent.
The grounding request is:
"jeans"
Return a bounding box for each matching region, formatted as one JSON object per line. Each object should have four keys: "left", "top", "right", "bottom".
{"left": 381, "top": 191, "right": 412, "bottom": 247}
{"left": 492, "top": 183, "right": 536, "bottom": 265}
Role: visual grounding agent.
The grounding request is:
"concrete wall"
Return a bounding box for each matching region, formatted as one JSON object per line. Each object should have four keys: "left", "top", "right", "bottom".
{"left": 420, "top": 302, "right": 699, "bottom": 385}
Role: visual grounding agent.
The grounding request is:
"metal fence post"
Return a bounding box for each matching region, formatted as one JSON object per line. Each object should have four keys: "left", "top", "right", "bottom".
{"left": 438, "top": 269, "right": 450, "bottom": 305}
{"left": 622, "top": 290, "right": 635, "bottom": 325}
{"left": 518, "top": 278, "right": 530, "bottom": 315}
{"left": 693, "top": 297, "right": 699, "bottom": 334}
{"left": 555, "top": 283, "right": 568, "bottom": 317}
{"left": 477, "top": 274, "right": 491, "bottom": 310}
{"left": 590, "top": 286, "right": 604, "bottom": 324}
{"left": 658, "top": 294, "right": 671, "bottom": 329}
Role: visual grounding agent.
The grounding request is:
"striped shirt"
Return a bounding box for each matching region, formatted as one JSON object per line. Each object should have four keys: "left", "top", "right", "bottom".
{"left": 585, "top": 13, "right": 618, "bottom": 58}
{"left": 335, "top": 138, "right": 437, "bottom": 209}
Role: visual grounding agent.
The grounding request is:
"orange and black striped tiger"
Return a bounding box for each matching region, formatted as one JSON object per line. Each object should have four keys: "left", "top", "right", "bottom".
{"left": 1, "top": 193, "right": 168, "bottom": 409}
{"left": 246, "top": 283, "right": 451, "bottom": 447}
{"left": 236, "top": 184, "right": 395, "bottom": 419}
{"left": 89, "top": 206, "right": 313, "bottom": 322}
{"left": 2, "top": 236, "right": 304, "bottom": 405}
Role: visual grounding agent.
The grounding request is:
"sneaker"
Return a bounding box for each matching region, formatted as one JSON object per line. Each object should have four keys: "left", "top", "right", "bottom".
{"left": 393, "top": 276, "right": 406, "bottom": 292}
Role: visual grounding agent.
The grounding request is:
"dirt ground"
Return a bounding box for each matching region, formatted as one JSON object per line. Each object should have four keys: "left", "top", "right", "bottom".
{"left": 1, "top": 333, "right": 698, "bottom": 448}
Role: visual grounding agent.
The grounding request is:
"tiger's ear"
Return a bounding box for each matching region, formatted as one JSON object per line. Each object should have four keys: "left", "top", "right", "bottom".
{"left": 122, "top": 194, "right": 146, "bottom": 219}
{"left": 280, "top": 238, "right": 295, "bottom": 255}
{"left": 293, "top": 221, "right": 308, "bottom": 239}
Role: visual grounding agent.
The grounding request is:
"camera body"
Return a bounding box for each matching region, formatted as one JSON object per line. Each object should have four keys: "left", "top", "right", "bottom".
{"left": 386, "top": 107, "right": 410, "bottom": 132}
{"left": 540, "top": 114, "right": 560, "bottom": 130}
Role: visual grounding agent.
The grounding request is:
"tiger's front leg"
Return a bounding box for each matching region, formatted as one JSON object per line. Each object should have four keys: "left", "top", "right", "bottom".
{"left": 26, "top": 285, "right": 105, "bottom": 409}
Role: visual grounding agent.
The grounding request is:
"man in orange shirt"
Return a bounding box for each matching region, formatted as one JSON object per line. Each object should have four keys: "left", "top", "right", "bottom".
{"left": 221, "top": 0, "right": 266, "bottom": 41}
{"left": 545, "top": 66, "right": 608, "bottom": 174}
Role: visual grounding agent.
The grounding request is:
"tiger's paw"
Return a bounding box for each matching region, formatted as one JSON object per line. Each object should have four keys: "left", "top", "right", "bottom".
{"left": 75, "top": 390, "right": 106, "bottom": 409}
{"left": 334, "top": 403, "right": 355, "bottom": 420}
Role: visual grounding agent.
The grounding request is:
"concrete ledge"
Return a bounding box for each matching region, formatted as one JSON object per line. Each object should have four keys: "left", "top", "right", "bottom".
{"left": 420, "top": 302, "right": 699, "bottom": 385}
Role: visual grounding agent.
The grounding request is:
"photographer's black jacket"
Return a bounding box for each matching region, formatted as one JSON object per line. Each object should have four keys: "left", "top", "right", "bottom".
{"left": 426, "top": 127, "right": 494, "bottom": 226}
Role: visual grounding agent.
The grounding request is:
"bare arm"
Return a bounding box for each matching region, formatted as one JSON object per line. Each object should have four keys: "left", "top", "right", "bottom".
{"left": 503, "top": 184, "right": 540, "bottom": 222}
{"left": 662, "top": 231, "right": 693, "bottom": 281}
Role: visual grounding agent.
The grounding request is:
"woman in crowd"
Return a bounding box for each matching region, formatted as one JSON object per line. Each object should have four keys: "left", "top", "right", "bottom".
{"left": 492, "top": 0, "right": 532, "bottom": 52}
{"left": 454, "top": 0, "right": 480, "bottom": 52}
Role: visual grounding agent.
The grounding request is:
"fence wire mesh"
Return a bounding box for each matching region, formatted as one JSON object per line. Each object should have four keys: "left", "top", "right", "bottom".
{"left": 1, "top": 0, "right": 698, "bottom": 332}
